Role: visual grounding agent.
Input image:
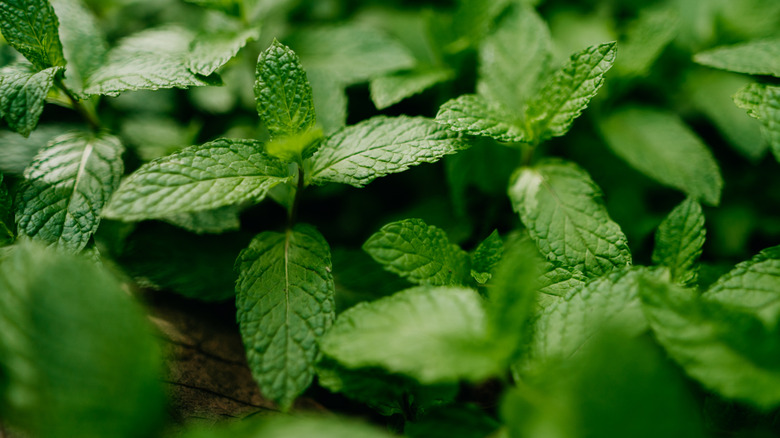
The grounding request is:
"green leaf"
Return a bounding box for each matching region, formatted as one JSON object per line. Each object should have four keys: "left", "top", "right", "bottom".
{"left": 363, "top": 218, "right": 470, "bottom": 286}
{"left": 477, "top": 4, "right": 551, "bottom": 113}
{"left": 520, "top": 268, "right": 651, "bottom": 375}
{"left": 508, "top": 159, "right": 632, "bottom": 278}
{"left": 265, "top": 128, "right": 323, "bottom": 164}
{"left": 15, "top": 131, "right": 124, "bottom": 252}
{"left": 599, "top": 107, "right": 723, "bottom": 206}
{"left": 103, "top": 138, "right": 290, "bottom": 221}
{"left": 308, "top": 70, "right": 346, "bottom": 135}
{"left": 470, "top": 230, "right": 503, "bottom": 284}
{"left": 615, "top": 6, "right": 678, "bottom": 77}
{"left": 254, "top": 40, "right": 316, "bottom": 139}
{"left": 451, "top": 0, "right": 512, "bottom": 50}
{"left": 179, "top": 415, "right": 398, "bottom": 438}
{"left": 524, "top": 42, "right": 617, "bottom": 141}
{"left": 320, "top": 286, "right": 501, "bottom": 383}
{"left": 309, "top": 116, "right": 469, "bottom": 187}
{"left": 0, "top": 0, "right": 66, "bottom": 70}
{"left": 0, "top": 242, "right": 165, "bottom": 438}
{"left": 50, "top": 0, "right": 108, "bottom": 92}
{"left": 183, "top": 0, "right": 241, "bottom": 16}
{"left": 641, "top": 273, "right": 780, "bottom": 409}
{"left": 694, "top": 37, "right": 780, "bottom": 77}
{"left": 652, "top": 197, "right": 706, "bottom": 287}
{"left": 734, "top": 83, "right": 780, "bottom": 163}
{"left": 538, "top": 263, "right": 587, "bottom": 299}
{"left": 187, "top": 27, "right": 260, "bottom": 76}
{"left": 288, "top": 25, "right": 415, "bottom": 85}
{"left": 435, "top": 94, "right": 526, "bottom": 143}
{"left": 84, "top": 27, "right": 219, "bottom": 96}
{"left": 0, "top": 124, "right": 70, "bottom": 175}
{"left": 331, "top": 247, "right": 412, "bottom": 312}
{"left": 317, "top": 358, "right": 457, "bottom": 417}
{"left": 161, "top": 204, "right": 242, "bottom": 235}
{"left": 0, "top": 64, "right": 62, "bottom": 137}
{"left": 703, "top": 246, "right": 780, "bottom": 326}
{"left": 235, "top": 224, "right": 335, "bottom": 409}
{"left": 0, "top": 173, "right": 13, "bottom": 245}
{"left": 370, "top": 67, "right": 452, "bottom": 110}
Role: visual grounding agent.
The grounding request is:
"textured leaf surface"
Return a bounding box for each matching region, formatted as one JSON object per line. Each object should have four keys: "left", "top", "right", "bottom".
{"left": 470, "top": 230, "right": 503, "bottom": 284}
{"left": 363, "top": 218, "right": 470, "bottom": 286}
{"left": 235, "top": 224, "right": 335, "bottom": 408}
{"left": 436, "top": 94, "right": 526, "bottom": 142}
{"left": 309, "top": 116, "right": 468, "bottom": 187}
{"left": 188, "top": 27, "right": 259, "bottom": 76}
{"left": 50, "top": 0, "right": 108, "bottom": 91}
{"left": 0, "top": 0, "right": 66, "bottom": 70}
{"left": 641, "top": 274, "right": 780, "bottom": 409}
{"left": 524, "top": 42, "right": 616, "bottom": 141}
{"left": 477, "top": 5, "right": 550, "bottom": 113}
{"left": 85, "top": 27, "right": 217, "bottom": 96}
{"left": 694, "top": 37, "right": 780, "bottom": 77}
{"left": 653, "top": 197, "right": 705, "bottom": 286}
{"left": 508, "top": 160, "right": 632, "bottom": 278}
{"left": 254, "top": 40, "right": 316, "bottom": 139}
{"left": 734, "top": 83, "right": 780, "bottom": 162}
{"left": 538, "top": 263, "right": 587, "bottom": 299}
{"left": 370, "top": 67, "right": 452, "bottom": 110}
{"left": 104, "top": 138, "right": 290, "bottom": 221}
{"left": 521, "top": 268, "right": 651, "bottom": 375}
{"left": 0, "top": 242, "right": 164, "bottom": 438}
{"left": 288, "top": 25, "right": 415, "bottom": 85}
{"left": 0, "top": 64, "right": 61, "bottom": 136}
{"left": 321, "top": 286, "right": 501, "bottom": 383}
{"left": 16, "top": 131, "right": 124, "bottom": 252}
{"left": 599, "top": 107, "right": 723, "bottom": 206}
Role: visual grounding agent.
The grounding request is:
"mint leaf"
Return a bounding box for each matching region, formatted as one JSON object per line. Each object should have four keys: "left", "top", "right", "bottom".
{"left": 50, "top": 0, "right": 108, "bottom": 92}
{"left": 309, "top": 116, "right": 468, "bottom": 187}
{"left": 235, "top": 224, "right": 335, "bottom": 409}
{"left": 508, "top": 159, "right": 632, "bottom": 278}
{"left": 16, "top": 131, "right": 124, "bottom": 252}
{"left": 435, "top": 94, "right": 526, "bottom": 142}
{"left": 265, "top": 128, "right": 323, "bottom": 164}
{"left": 616, "top": 6, "right": 678, "bottom": 77}
{"left": 539, "top": 263, "right": 587, "bottom": 300}
{"left": 308, "top": 70, "right": 346, "bottom": 134}
{"left": 0, "top": 64, "right": 62, "bottom": 137}
{"left": 254, "top": 40, "right": 316, "bottom": 139}
{"left": 187, "top": 27, "right": 260, "bottom": 76}
{"left": 363, "top": 218, "right": 470, "bottom": 286}
{"left": 103, "top": 138, "right": 290, "bottom": 221}
{"left": 0, "top": 173, "right": 13, "bottom": 245}
{"left": 370, "top": 67, "right": 452, "bottom": 110}
{"left": 694, "top": 37, "right": 780, "bottom": 77}
{"left": 521, "top": 268, "right": 651, "bottom": 375}
{"left": 652, "top": 197, "right": 706, "bottom": 287}
{"left": 477, "top": 5, "right": 551, "bottom": 113}
{"left": 641, "top": 273, "right": 780, "bottom": 409}
{"left": 524, "top": 42, "right": 617, "bottom": 141}
{"left": 162, "top": 204, "right": 242, "bottom": 234}
{"left": 183, "top": 0, "right": 241, "bottom": 16}
{"left": 470, "top": 229, "right": 503, "bottom": 284}
{"left": 331, "top": 248, "right": 412, "bottom": 312}
{"left": 734, "top": 83, "right": 780, "bottom": 162}
{"left": 179, "top": 415, "right": 398, "bottom": 438}
{"left": 85, "top": 27, "right": 218, "bottom": 96}
{"left": 321, "top": 286, "right": 501, "bottom": 383}
{"left": 451, "top": 0, "right": 512, "bottom": 50}
{"left": 0, "top": 242, "right": 164, "bottom": 438}
{"left": 702, "top": 246, "right": 780, "bottom": 326}
{"left": 599, "top": 107, "right": 723, "bottom": 206}
{"left": 0, "top": 0, "right": 66, "bottom": 70}
{"left": 0, "top": 124, "right": 70, "bottom": 175}
{"left": 289, "top": 25, "right": 415, "bottom": 85}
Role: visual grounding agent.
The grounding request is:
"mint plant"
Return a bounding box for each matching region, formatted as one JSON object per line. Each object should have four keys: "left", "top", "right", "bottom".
{"left": 2, "top": 0, "right": 780, "bottom": 437}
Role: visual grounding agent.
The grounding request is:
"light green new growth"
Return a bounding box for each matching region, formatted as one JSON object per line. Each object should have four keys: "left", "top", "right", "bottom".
{"left": 0, "top": 242, "right": 165, "bottom": 438}
{"left": 508, "top": 160, "right": 632, "bottom": 278}
{"left": 309, "top": 115, "right": 468, "bottom": 187}
{"left": 370, "top": 68, "right": 453, "bottom": 110}
{"left": 694, "top": 37, "right": 780, "bottom": 77}
{"left": 0, "top": 0, "right": 66, "bottom": 70}
{"left": 435, "top": 94, "right": 527, "bottom": 142}
{"left": 470, "top": 230, "right": 503, "bottom": 284}
{"left": 0, "top": 65, "right": 63, "bottom": 137}
{"left": 188, "top": 27, "right": 260, "bottom": 76}
{"left": 265, "top": 128, "right": 323, "bottom": 164}
{"left": 103, "top": 138, "right": 290, "bottom": 221}
{"left": 363, "top": 218, "right": 470, "bottom": 286}
{"left": 524, "top": 42, "right": 617, "bottom": 141}
{"left": 85, "top": 27, "right": 218, "bottom": 96}
{"left": 235, "top": 224, "right": 335, "bottom": 409}
{"left": 652, "top": 197, "right": 706, "bottom": 286}
{"left": 320, "top": 286, "right": 502, "bottom": 383}
{"left": 15, "top": 132, "right": 124, "bottom": 252}
{"left": 734, "top": 83, "right": 780, "bottom": 162}
{"left": 254, "top": 40, "right": 317, "bottom": 140}
{"left": 599, "top": 107, "right": 723, "bottom": 206}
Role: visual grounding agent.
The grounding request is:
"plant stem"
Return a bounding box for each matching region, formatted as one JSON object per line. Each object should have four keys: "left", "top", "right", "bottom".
{"left": 56, "top": 79, "right": 101, "bottom": 132}
{"left": 287, "top": 165, "right": 305, "bottom": 227}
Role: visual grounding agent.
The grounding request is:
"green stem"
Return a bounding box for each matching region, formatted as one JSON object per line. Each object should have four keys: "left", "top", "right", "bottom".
{"left": 287, "top": 165, "right": 305, "bottom": 227}
{"left": 56, "top": 79, "right": 100, "bottom": 132}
